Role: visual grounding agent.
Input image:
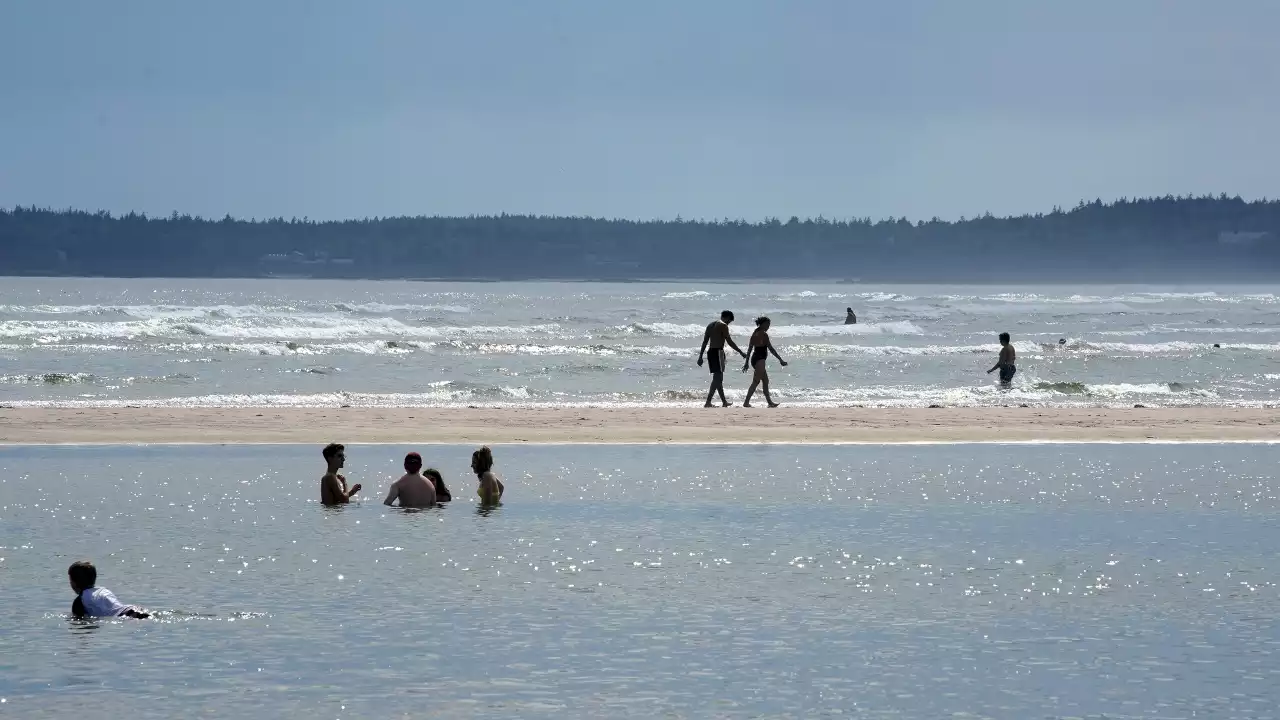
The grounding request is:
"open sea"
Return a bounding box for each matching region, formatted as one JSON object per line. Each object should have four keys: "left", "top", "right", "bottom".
{"left": 1, "top": 442, "right": 1278, "bottom": 718}
{"left": 2, "top": 278, "right": 1280, "bottom": 408}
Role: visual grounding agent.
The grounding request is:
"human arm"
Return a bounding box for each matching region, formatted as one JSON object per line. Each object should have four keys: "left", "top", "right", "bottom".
{"left": 383, "top": 481, "right": 399, "bottom": 506}
{"left": 725, "top": 329, "right": 746, "bottom": 358}
{"left": 323, "top": 474, "right": 361, "bottom": 504}
{"left": 768, "top": 340, "right": 787, "bottom": 366}
{"left": 697, "top": 325, "right": 710, "bottom": 365}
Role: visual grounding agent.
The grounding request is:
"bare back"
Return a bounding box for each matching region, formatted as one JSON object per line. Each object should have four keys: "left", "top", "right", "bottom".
{"left": 385, "top": 472, "right": 437, "bottom": 508}
{"left": 705, "top": 321, "right": 730, "bottom": 349}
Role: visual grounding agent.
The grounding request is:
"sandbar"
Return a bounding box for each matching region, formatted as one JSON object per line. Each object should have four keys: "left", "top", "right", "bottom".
{"left": 0, "top": 406, "right": 1276, "bottom": 445}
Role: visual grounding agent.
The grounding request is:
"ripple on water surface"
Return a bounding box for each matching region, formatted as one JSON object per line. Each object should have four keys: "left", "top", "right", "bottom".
{"left": 0, "top": 443, "right": 1278, "bottom": 718}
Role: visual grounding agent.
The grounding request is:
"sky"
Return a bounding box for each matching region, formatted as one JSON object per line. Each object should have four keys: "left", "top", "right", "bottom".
{"left": 1, "top": 0, "right": 1278, "bottom": 222}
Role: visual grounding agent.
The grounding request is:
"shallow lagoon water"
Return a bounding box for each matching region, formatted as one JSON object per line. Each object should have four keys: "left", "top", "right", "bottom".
{"left": 1, "top": 443, "right": 1278, "bottom": 718}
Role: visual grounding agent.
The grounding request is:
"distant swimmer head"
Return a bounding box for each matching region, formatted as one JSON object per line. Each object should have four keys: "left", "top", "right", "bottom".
{"left": 404, "top": 452, "right": 422, "bottom": 472}
{"left": 999, "top": 332, "right": 1010, "bottom": 345}
{"left": 1213, "top": 343, "right": 1221, "bottom": 348}
{"left": 1058, "top": 338, "right": 1066, "bottom": 345}
{"left": 720, "top": 310, "right": 735, "bottom": 323}
{"left": 847, "top": 307, "right": 853, "bottom": 313}
{"left": 322, "top": 442, "right": 346, "bottom": 469}
{"left": 423, "top": 468, "right": 443, "bottom": 485}
{"left": 755, "top": 316, "right": 771, "bottom": 329}
{"left": 472, "top": 446, "right": 494, "bottom": 475}
{"left": 68, "top": 560, "right": 96, "bottom": 594}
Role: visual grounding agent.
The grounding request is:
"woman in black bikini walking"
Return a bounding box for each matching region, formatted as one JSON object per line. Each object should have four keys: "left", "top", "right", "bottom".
{"left": 742, "top": 316, "right": 788, "bottom": 407}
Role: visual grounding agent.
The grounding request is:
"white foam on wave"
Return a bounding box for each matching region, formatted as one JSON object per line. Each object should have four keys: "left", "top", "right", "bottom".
{"left": 0, "top": 316, "right": 570, "bottom": 342}
{"left": 623, "top": 321, "right": 923, "bottom": 338}
{"left": 661, "top": 291, "right": 712, "bottom": 299}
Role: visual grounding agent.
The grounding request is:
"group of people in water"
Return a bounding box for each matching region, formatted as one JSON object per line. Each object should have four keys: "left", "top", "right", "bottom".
{"left": 66, "top": 443, "right": 509, "bottom": 620}
{"left": 696, "top": 310, "right": 1020, "bottom": 405}
{"left": 320, "top": 442, "right": 505, "bottom": 508}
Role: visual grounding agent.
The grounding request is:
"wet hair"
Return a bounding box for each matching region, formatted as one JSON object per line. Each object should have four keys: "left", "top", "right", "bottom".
{"left": 404, "top": 452, "right": 422, "bottom": 471}
{"left": 472, "top": 446, "right": 494, "bottom": 474}
{"left": 322, "top": 443, "right": 344, "bottom": 461}
{"left": 847, "top": 307, "right": 853, "bottom": 313}
{"left": 423, "top": 468, "right": 443, "bottom": 484}
{"left": 720, "top": 310, "right": 734, "bottom": 322}
{"left": 755, "top": 316, "right": 770, "bottom": 327}
{"left": 999, "top": 332, "right": 1010, "bottom": 344}
{"left": 68, "top": 561, "right": 96, "bottom": 589}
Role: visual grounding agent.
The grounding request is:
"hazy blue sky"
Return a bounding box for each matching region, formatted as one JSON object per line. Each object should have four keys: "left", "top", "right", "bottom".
{"left": 2, "top": 0, "right": 1277, "bottom": 221}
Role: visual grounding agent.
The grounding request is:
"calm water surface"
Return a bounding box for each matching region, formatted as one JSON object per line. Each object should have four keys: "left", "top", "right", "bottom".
{"left": 1, "top": 443, "right": 1278, "bottom": 718}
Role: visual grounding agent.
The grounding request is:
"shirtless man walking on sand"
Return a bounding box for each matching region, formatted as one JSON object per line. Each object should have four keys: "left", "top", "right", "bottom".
{"left": 696, "top": 310, "right": 747, "bottom": 407}
{"left": 384, "top": 452, "right": 437, "bottom": 508}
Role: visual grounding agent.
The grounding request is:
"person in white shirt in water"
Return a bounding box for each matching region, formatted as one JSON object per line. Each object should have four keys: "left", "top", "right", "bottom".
{"left": 68, "top": 560, "right": 150, "bottom": 619}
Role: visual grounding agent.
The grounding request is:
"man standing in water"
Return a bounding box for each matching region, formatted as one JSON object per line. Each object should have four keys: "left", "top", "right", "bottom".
{"left": 986, "top": 332, "right": 1017, "bottom": 387}
{"left": 844, "top": 308, "right": 857, "bottom": 325}
{"left": 697, "top": 310, "right": 747, "bottom": 407}
{"left": 384, "top": 452, "right": 437, "bottom": 508}
{"left": 320, "top": 442, "right": 361, "bottom": 505}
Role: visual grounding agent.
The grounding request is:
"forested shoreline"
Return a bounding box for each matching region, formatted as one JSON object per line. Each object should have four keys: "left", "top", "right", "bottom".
{"left": 2, "top": 195, "right": 1277, "bottom": 280}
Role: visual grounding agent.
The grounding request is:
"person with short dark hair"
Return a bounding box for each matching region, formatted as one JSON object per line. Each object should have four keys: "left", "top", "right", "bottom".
{"left": 320, "top": 443, "right": 361, "bottom": 505}
{"left": 697, "top": 310, "right": 747, "bottom": 407}
{"left": 742, "top": 316, "right": 788, "bottom": 407}
{"left": 987, "top": 332, "right": 1017, "bottom": 386}
{"left": 68, "top": 561, "right": 150, "bottom": 619}
{"left": 384, "top": 452, "right": 437, "bottom": 508}
{"left": 844, "top": 307, "right": 857, "bottom": 325}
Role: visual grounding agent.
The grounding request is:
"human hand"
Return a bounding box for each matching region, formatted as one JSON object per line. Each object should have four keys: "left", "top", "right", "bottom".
{"left": 350, "top": 483, "right": 362, "bottom": 495}
{"left": 696, "top": 357, "right": 703, "bottom": 367}
{"left": 780, "top": 360, "right": 788, "bottom": 367}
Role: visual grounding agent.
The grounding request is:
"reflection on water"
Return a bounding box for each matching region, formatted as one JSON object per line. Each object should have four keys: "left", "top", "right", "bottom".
{"left": 1, "top": 443, "right": 1278, "bottom": 717}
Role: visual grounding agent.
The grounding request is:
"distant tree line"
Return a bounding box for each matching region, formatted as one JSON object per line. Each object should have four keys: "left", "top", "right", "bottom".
{"left": 1, "top": 195, "right": 1278, "bottom": 280}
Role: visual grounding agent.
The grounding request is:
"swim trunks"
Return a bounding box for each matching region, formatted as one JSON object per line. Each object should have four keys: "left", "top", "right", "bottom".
{"left": 707, "top": 348, "right": 726, "bottom": 375}
{"left": 999, "top": 364, "right": 1017, "bottom": 383}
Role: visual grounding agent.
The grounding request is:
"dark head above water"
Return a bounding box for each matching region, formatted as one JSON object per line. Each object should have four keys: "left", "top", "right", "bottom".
{"left": 68, "top": 560, "right": 96, "bottom": 593}
{"left": 720, "top": 310, "right": 734, "bottom": 323}
{"left": 404, "top": 452, "right": 422, "bottom": 472}
{"left": 1000, "top": 332, "right": 1011, "bottom": 344}
{"left": 322, "top": 442, "right": 345, "bottom": 470}
{"left": 756, "top": 316, "right": 771, "bottom": 329}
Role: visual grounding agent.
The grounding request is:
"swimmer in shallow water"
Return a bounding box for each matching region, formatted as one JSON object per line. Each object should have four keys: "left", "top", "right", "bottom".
{"left": 472, "top": 446, "right": 505, "bottom": 504}
{"left": 383, "top": 452, "right": 436, "bottom": 508}
{"left": 986, "top": 331, "right": 1017, "bottom": 387}
{"left": 424, "top": 468, "right": 451, "bottom": 502}
{"left": 69, "top": 560, "right": 150, "bottom": 619}
{"left": 320, "top": 442, "right": 361, "bottom": 506}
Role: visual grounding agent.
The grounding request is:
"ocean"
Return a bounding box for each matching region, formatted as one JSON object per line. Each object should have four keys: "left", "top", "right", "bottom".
{"left": 2, "top": 442, "right": 1277, "bottom": 717}
{"left": 1, "top": 277, "right": 1279, "bottom": 408}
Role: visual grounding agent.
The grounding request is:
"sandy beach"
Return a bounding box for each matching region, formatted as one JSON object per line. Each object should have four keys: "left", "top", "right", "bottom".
{"left": 0, "top": 406, "right": 1276, "bottom": 444}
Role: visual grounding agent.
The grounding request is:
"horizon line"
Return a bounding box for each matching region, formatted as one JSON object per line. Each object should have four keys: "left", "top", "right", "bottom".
{"left": 4, "top": 191, "right": 1274, "bottom": 226}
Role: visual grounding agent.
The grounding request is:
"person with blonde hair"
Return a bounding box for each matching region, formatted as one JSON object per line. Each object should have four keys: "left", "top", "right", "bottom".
{"left": 471, "top": 446, "right": 505, "bottom": 504}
